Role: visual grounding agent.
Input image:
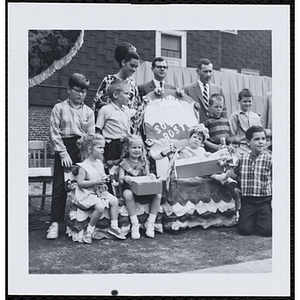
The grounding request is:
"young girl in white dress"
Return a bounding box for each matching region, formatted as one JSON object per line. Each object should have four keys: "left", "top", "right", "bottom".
{"left": 73, "top": 133, "right": 125, "bottom": 243}
{"left": 118, "top": 134, "right": 162, "bottom": 240}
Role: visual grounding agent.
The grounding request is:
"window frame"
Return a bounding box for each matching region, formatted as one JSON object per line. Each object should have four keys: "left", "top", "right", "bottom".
{"left": 155, "top": 30, "right": 187, "bottom": 67}
{"left": 221, "top": 30, "right": 238, "bottom": 35}
{"left": 241, "top": 68, "right": 260, "bottom": 76}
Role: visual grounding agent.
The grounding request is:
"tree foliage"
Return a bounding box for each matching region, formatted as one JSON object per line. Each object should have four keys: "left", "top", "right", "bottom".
{"left": 29, "top": 30, "right": 81, "bottom": 79}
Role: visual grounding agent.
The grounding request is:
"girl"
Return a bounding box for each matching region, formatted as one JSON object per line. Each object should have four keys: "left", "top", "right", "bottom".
{"left": 74, "top": 134, "right": 126, "bottom": 243}
{"left": 166, "top": 124, "right": 237, "bottom": 188}
{"left": 118, "top": 135, "right": 162, "bottom": 239}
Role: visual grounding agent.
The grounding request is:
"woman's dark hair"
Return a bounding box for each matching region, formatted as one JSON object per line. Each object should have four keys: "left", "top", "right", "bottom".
{"left": 114, "top": 42, "right": 139, "bottom": 67}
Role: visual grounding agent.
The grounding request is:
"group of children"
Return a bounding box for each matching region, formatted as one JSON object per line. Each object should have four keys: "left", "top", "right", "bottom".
{"left": 46, "top": 72, "right": 272, "bottom": 244}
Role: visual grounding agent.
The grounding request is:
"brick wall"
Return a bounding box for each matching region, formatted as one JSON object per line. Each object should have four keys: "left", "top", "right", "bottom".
{"left": 221, "top": 30, "right": 272, "bottom": 76}
{"left": 29, "top": 30, "right": 271, "bottom": 107}
{"left": 29, "top": 30, "right": 156, "bottom": 107}
{"left": 186, "top": 30, "right": 221, "bottom": 70}
{"left": 28, "top": 105, "right": 53, "bottom": 154}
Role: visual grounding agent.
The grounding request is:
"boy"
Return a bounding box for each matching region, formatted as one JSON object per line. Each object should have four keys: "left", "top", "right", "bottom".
{"left": 229, "top": 89, "right": 261, "bottom": 156}
{"left": 230, "top": 126, "right": 272, "bottom": 237}
{"left": 95, "top": 79, "right": 136, "bottom": 165}
{"left": 204, "top": 93, "right": 237, "bottom": 152}
{"left": 47, "top": 73, "right": 95, "bottom": 239}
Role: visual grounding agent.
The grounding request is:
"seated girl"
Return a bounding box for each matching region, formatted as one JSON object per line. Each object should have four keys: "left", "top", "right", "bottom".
{"left": 118, "top": 134, "right": 162, "bottom": 240}
{"left": 166, "top": 124, "right": 237, "bottom": 188}
{"left": 67, "top": 134, "right": 126, "bottom": 243}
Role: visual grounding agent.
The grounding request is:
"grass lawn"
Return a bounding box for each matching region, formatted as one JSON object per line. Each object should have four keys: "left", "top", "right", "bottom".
{"left": 29, "top": 182, "right": 272, "bottom": 274}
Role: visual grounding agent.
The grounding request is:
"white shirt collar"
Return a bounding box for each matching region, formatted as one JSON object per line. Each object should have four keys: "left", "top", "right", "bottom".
{"left": 198, "top": 79, "right": 209, "bottom": 93}
{"left": 111, "top": 101, "right": 125, "bottom": 111}
{"left": 238, "top": 109, "right": 250, "bottom": 116}
{"left": 153, "top": 78, "right": 164, "bottom": 88}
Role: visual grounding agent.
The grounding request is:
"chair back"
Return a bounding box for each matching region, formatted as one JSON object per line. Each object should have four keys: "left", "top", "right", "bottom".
{"left": 28, "top": 141, "right": 47, "bottom": 168}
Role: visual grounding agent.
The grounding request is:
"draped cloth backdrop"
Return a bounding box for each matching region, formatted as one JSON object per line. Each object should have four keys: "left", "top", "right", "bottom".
{"left": 28, "top": 30, "right": 84, "bottom": 88}
{"left": 133, "top": 61, "right": 272, "bottom": 117}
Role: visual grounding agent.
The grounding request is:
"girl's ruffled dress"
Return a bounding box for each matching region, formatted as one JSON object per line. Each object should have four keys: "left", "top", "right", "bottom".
{"left": 66, "top": 160, "right": 112, "bottom": 243}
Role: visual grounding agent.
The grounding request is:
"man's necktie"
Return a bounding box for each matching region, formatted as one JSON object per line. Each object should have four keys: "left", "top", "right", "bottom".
{"left": 160, "top": 81, "right": 164, "bottom": 89}
{"left": 203, "top": 84, "right": 209, "bottom": 115}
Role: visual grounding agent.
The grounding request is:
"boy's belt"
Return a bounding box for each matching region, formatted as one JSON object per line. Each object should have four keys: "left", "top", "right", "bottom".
{"left": 105, "top": 138, "right": 125, "bottom": 143}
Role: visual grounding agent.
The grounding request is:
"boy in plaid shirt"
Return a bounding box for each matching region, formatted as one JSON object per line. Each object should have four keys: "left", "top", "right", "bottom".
{"left": 229, "top": 125, "right": 272, "bottom": 236}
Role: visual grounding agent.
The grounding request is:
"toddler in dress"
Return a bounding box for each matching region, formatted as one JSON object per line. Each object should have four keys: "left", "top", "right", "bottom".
{"left": 74, "top": 133, "right": 126, "bottom": 243}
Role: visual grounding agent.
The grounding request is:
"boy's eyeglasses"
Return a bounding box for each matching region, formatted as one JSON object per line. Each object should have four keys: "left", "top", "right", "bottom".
{"left": 71, "top": 87, "right": 87, "bottom": 94}
{"left": 155, "top": 65, "right": 168, "bottom": 70}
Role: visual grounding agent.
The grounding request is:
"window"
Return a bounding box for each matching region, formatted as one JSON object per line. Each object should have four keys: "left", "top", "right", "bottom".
{"left": 241, "top": 68, "right": 260, "bottom": 76}
{"left": 156, "top": 30, "right": 186, "bottom": 67}
{"left": 221, "top": 30, "right": 238, "bottom": 35}
{"left": 220, "top": 68, "right": 238, "bottom": 73}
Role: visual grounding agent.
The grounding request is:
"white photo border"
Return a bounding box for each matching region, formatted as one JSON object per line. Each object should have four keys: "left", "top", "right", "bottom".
{"left": 7, "top": 3, "right": 291, "bottom": 297}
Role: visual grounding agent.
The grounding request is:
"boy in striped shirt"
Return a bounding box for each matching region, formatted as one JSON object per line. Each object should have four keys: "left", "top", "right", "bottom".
{"left": 229, "top": 125, "right": 272, "bottom": 236}
{"left": 204, "top": 93, "right": 237, "bottom": 152}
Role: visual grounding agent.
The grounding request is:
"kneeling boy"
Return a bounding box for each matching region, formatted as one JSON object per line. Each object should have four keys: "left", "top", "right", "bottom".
{"left": 229, "top": 125, "right": 272, "bottom": 237}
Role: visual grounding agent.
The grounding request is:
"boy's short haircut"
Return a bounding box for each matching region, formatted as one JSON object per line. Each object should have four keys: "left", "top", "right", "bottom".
{"left": 107, "top": 79, "right": 129, "bottom": 100}
{"left": 68, "top": 73, "right": 90, "bottom": 90}
{"left": 238, "top": 88, "right": 253, "bottom": 101}
{"left": 245, "top": 125, "right": 265, "bottom": 141}
{"left": 209, "top": 93, "right": 224, "bottom": 106}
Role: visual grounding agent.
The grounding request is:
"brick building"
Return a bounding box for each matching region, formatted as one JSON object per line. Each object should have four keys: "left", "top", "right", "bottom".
{"left": 29, "top": 30, "right": 272, "bottom": 153}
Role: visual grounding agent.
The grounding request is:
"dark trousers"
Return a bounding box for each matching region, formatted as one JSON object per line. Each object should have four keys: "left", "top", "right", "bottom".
{"left": 104, "top": 139, "right": 124, "bottom": 162}
{"left": 50, "top": 136, "right": 81, "bottom": 222}
{"left": 237, "top": 195, "right": 272, "bottom": 237}
{"left": 103, "top": 139, "right": 124, "bottom": 195}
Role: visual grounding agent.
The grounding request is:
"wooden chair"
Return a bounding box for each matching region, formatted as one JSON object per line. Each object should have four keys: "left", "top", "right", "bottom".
{"left": 28, "top": 141, "right": 53, "bottom": 210}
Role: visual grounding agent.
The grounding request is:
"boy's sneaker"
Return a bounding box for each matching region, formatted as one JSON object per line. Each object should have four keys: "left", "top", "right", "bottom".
{"left": 131, "top": 224, "right": 141, "bottom": 240}
{"left": 83, "top": 230, "right": 93, "bottom": 244}
{"left": 108, "top": 227, "right": 126, "bottom": 240}
{"left": 145, "top": 221, "right": 155, "bottom": 238}
{"left": 46, "top": 222, "right": 59, "bottom": 239}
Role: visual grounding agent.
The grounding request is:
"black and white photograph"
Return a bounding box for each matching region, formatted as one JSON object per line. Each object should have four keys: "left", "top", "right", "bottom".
{"left": 7, "top": 3, "right": 292, "bottom": 297}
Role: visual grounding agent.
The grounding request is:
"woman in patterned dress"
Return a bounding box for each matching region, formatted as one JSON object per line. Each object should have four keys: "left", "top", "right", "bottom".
{"left": 93, "top": 42, "right": 146, "bottom": 134}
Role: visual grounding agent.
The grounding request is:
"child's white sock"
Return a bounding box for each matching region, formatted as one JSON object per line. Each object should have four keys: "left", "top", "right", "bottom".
{"left": 130, "top": 215, "right": 139, "bottom": 226}
{"left": 110, "top": 220, "right": 118, "bottom": 229}
{"left": 147, "top": 213, "right": 156, "bottom": 224}
{"left": 86, "top": 224, "right": 95, "bottom": 232}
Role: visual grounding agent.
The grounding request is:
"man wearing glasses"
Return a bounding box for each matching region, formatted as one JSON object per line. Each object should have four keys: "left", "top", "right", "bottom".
{"left": 138, "top": 57, "right": 176, "bottom": 98}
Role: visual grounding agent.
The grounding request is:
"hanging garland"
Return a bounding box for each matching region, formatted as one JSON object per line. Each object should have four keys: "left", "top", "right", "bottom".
{"left": 28, "top": 30, "right": 84, "bottom": 88}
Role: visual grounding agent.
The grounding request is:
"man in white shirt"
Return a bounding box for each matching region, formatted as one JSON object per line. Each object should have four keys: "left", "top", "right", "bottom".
{"left": 138, "top": 57, "right": 176, "bottom": 98}
{"left": 183, "top": 58, "right": 227, "bottom": 123}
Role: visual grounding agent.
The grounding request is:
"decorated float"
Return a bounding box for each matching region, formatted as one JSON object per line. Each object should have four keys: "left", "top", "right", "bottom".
{"left": 142, "top": 89, "right": 238, "bottom": 232}
{"left": 66, "top": 89, "right": 238, "bottom": 242}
